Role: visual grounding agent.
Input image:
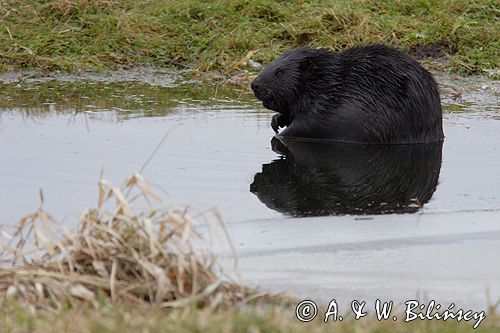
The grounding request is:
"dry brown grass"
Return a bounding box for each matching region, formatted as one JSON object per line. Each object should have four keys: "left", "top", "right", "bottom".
{"left": 0, "top": 171, "right": 260, "bottom": 311}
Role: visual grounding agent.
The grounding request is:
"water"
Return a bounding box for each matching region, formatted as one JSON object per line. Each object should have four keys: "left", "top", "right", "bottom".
{"left": 0, "top": 70, "right": 499, "bottom": 309}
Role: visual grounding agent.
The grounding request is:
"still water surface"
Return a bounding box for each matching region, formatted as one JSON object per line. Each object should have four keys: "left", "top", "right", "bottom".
{"left": 1, "top": 72, "right": 499, "bottom": 308}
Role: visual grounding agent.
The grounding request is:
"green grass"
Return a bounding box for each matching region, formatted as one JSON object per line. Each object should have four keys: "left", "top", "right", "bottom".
{"left": 0, "top": 0, "right": 498, "bottom": 77}
{"left": 1, "top": 302, "right": 499, "bottom": 333}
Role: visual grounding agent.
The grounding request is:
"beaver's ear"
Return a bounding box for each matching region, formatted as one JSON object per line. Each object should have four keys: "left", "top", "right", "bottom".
{"left": 299, "top": 56, "right": 315, "bottom": 71}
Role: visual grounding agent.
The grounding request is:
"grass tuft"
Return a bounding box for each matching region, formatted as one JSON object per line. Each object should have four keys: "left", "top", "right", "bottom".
{"left": 0, "top": 171, "right": 262, "bottom": 310}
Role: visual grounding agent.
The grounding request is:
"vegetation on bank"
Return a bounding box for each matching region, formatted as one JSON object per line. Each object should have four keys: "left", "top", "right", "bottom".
{"left": 1, "top": 303, "right": 499, "bottom": 333}
{"left": 0, "top": 0, "right": 498, "bottom": 77}
{"left": 0, "top": 172, "right": 258, "bottom": 310}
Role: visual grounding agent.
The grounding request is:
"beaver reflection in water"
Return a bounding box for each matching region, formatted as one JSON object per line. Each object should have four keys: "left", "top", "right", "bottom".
{"left": 251, "top": 45, "right": 444, "bottom": 144}
{"left": 250, "top": 138, "right": 443, "bottom": 217}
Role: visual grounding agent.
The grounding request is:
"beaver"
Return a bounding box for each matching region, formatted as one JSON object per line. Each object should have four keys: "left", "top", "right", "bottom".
{"left": 251, "top": 45, "right": 444, "bottom": 144}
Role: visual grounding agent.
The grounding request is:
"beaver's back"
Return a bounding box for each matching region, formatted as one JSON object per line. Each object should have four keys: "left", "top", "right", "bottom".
{"left": 282, "top": 45, "right": 443, "bottom": 143}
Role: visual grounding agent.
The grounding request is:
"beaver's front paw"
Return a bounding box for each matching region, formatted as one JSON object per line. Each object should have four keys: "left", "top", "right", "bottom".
{"left": 271, "top": 113, "right": 291, "bottom": 133}
{"left": 271, "top": 114, "right": 281, "bottom": 133}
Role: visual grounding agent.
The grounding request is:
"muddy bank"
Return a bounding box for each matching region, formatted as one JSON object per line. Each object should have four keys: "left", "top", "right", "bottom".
{"left": 1, "top": 68, "right": 498, "bottom": 109}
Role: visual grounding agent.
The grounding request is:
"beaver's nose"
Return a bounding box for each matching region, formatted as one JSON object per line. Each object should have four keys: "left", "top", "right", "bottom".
{"left": 251, "top": 79, "right": 260, "bottom": 94}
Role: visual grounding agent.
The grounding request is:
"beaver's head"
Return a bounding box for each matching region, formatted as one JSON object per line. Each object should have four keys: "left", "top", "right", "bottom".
{"left": 251, "top": 48, "right": 320, "bottom": 113}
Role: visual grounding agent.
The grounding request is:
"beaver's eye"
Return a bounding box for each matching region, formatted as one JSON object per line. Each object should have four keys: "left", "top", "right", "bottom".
{"left": 275, "top": 69, "right": 283, "bottom": 77}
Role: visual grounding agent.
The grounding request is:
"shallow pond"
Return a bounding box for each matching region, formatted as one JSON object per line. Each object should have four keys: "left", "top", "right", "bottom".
{"left": 1, "top": 70, "right": 499, "bottom": 309}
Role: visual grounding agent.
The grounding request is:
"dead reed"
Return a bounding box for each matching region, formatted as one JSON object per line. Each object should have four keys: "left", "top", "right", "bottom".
{"left": 0, "top": 172, "right": 255, "bottom": 311}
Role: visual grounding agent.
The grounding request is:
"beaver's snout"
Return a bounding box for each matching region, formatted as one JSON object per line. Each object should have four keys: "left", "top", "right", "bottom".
{"left": 251, "top": 78, "right": 272, "bottom": 105}
{"left": 250, "top": 78, "right": 263, "bottom": 98}
{"left": 251, "top": 76, "right": 281, "bottom": 112}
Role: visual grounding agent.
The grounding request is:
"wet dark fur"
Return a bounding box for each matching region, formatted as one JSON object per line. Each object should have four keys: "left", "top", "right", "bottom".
{"left": 251, "top": 45, "right": 444, "bottom": 144}
{"left": 250, "top": 137, "right": 443, "bottom": 216}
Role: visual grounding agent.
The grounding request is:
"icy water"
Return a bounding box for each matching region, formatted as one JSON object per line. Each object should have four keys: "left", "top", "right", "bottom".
{"left": 0, "top": 69, "right": 499, "bottom": 310}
